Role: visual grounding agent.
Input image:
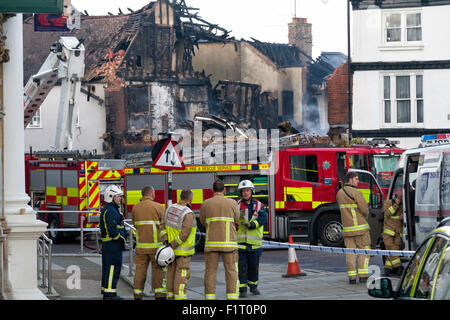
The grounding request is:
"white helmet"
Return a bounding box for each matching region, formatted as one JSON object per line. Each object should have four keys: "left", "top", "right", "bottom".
{"left": 156, "top": 246, "right": 175, "bottom": 267}
{"left": 238, "top": 180, "right": 254, "bottom": 192}
{"left": 104, "top": 185, "right": 123, "bottom": 203}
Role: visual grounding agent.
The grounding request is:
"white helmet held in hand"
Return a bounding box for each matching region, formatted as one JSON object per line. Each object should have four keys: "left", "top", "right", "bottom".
{"left": 156, "top": 245, "right": 175, "bottom": 267}
{"left": 238, "top": 180, "right": 254, "bottom": 192}
{"left": 104, "top": 185, "right": 123, "bottom": 203}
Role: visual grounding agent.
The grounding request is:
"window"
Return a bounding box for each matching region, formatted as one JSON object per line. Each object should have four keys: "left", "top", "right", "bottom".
{"left": 384, "top": 12, "right": 422, "bottom": 45}
{"left": 282, "top": 91, "right": 294, "bottom": 119}
{"left": 383, "top": 74, "right": 423, "bottom": 126}
{"left": 415, "top": 237, "right": 449, "bottom": 299}
{"left": 27, "top": 109, "right": 41, "bottom": 128}
{"left": 433, "top": 243, "right": 450, "bottom": 300}
{"left": 399, "top": 237, "right": 434, "bottom": 297}
{"left": 289, "top": 155, "right": 318, "bottom": 183}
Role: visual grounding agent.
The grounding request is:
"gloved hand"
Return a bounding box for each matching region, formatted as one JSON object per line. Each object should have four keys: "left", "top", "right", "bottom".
{"left": 164, "top": 240, "right": 170, "bottom": 247}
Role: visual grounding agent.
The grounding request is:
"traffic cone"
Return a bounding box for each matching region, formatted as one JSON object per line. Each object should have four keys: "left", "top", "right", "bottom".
{"left": 282, "top": 236, "right": 307, "bottom": 277}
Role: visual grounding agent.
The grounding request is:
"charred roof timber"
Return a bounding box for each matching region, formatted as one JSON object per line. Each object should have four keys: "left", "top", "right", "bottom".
{"left": 248, "top": 38, "right": 307, "bottom": 69}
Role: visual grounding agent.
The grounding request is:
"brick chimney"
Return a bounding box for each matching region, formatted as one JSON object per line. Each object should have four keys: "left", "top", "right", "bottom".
{"left": 288, "top": 17, "right": 312, "bottom": 63}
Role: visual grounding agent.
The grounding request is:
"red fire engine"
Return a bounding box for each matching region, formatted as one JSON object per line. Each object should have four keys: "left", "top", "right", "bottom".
{"left": 123, "top": 139, "right": 404, "bottom": 249}
{"left": 25, "top": 150, "right": 125, "bottom": 242}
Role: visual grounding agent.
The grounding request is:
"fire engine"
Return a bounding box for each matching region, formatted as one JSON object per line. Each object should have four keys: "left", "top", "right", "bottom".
{"left": 25, "top": 150, "right": 125, "bottom": 242}
{"left": 123, "top": 139, "right": 404, "bottom": 249}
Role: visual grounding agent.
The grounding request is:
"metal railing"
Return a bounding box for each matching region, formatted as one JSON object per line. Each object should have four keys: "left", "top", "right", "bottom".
{"left": 37, "top": 233, "right": 53, "bottom": 295}
{"left": 123, "top": 219, "right": 135, "bottom": 277}
{"left": 36, "top": 210, "right": 101, "bottom": 255}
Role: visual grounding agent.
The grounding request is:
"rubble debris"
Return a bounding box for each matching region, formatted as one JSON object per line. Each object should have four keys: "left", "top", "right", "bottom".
{"left": 278, "top": 121, "right": 300, "bottom": 136}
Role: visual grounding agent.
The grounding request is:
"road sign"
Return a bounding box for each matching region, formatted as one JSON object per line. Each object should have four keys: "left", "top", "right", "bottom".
{"left": 152, "top": 138, "right": 185, "bottom": 170}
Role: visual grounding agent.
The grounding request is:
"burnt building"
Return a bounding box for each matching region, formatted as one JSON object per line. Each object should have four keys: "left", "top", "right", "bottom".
{"left": 23, "top": 0, "right": 231, "bottom": 158}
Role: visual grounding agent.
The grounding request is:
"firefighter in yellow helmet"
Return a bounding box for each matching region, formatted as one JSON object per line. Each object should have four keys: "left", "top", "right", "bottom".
{"left": 132, "top": 185, "right": 167, "bottom": 300}
{"left": 336, "top": 171, "right": 371, "bottom": 284}
{"left": 164, "top": 189, "right": 197, "bottom": 300}
{"left": 382, "top": 188, "right": 404, "bottom": 276}
{"left": 236, "top": 179, "right": 267, "bottom": 298}
{"left": 199, "top": 179, "right": 240, "bottom": 300}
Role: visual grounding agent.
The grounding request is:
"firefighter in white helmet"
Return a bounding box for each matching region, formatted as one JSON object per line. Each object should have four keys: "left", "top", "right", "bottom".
{"left": 236, "top": 179, "right": 267, "bottom": 298}
{"left": 100, "top": 185, "right": 126, "bottom": 300}
{"left": 164, "top": 189, "right": 197, "bottom": 300}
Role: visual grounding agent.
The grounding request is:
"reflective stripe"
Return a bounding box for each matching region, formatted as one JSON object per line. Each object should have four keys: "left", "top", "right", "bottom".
{"left": 205, "top": 294, "right": 216, "bottom": 300}
{"left": 181, "top": 269, "right": 187, "bottom": 278}
{"left": 154, "top": 288, "right": 167, "bottom": 293}
{"left": 239, "top": 283, "right": 247, "bottom": 288}
{"left": 107, "top": 266, "right": 115, "bottom": 292}
{"left": 237, "top": 235, "right": 261, "bottom": 241}
{"left": 388, "top": 206, "right": 396, "bottom": 214}
{"left": 136, "top": 242, "right": 162, "bottom": 249}
{"left": 351, "top": 208, "right": 358, "bottom": 226}
{"left": 339, "top": 204, "right": 358, "bottom": 209}
{"left": 160, "top": 230, "right": 168, "bottom": 236}
{"left": 134, "top": 289, "right": 143, "bottom": 294}
{"left": 383, "top": 228, "right": 396, "bottom": 236}
{"left": 389, "top": 215, "right": 401, "bottom": 220}
{"left": 205, "top": 242, "right": 238, "bottom": 248}
{"left": 167, "top": 292, "right": 174, "bottom": 298}
{"left": 135, "top": 220, "right": 160, "bottom": 226}
{"left": 227, "top": 293, "right": 239, "bottom": 300}
{"left": 205, "top": 217, "right": 234, "bottom": 223}
{"left": 175, "top": 235, "right": 183, "bottom": 246}
{"left": 343, "top": 224, "right": 369, "bottom": 233}
{"left": 248, "top": 280, "right": 258, "bottom": 285}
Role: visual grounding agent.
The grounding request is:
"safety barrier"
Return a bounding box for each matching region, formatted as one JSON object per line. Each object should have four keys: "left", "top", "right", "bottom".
{"left": 261, "top": 240, "right": 416, "bottom": 257}
{"left": 36, "top": 210, "right": 101, "bottom": 255}
{"left": 123, "top": 219, "right": 136, "bottom": 277}
{"left": 196, "top": 231, "right": 416, "bottom": 257}
{"left": 37, "top": 233, "right": 53, "bottom": 295}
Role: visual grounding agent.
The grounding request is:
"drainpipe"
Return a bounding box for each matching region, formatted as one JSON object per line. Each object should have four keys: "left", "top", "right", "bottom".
{"left": 347, "top": 0, "right": 352, "bottom": 143}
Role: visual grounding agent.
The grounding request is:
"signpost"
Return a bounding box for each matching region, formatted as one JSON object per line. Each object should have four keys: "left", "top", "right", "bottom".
{"left": 152, "top": 136, "right": 185, "bottom": 206}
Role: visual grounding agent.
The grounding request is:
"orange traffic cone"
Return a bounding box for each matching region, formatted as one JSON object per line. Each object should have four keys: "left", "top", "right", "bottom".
{"left": 282, "top": 236, "right": 307, "bottom": 278}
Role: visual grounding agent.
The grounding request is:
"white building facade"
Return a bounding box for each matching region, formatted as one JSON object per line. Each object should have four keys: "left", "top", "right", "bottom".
{"left": 24, "top": 84, "right": 106, "bottom": 154}
{"left": 351, "top": 0, "right": 450, "bottom": 149}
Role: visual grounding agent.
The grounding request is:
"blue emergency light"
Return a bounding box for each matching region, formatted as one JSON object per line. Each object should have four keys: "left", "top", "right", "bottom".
{"left": 421, "top": 134, "right": 450, "bottom": 142}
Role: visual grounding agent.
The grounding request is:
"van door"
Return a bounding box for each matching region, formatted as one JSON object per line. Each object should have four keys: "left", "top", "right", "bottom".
{"left": 440, "top": 151, "right": 450, "bottom": 220}
{"left": 348, "top": 169, "right": 384, "bottom": 248}
{"left": 414, "top": 151, "right": 442, "bottom": 246}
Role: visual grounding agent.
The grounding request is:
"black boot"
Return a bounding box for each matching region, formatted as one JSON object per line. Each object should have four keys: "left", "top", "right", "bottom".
{"left": 250, "top": 287, "right": 260, "bottom": 295}
{"left": 239, "top": 290, "right": 247, "bottom": 298}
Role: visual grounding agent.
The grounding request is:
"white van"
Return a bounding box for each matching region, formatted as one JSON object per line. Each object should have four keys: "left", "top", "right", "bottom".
{"left": 389, "top": 134, "right": 450, "bottom": 250}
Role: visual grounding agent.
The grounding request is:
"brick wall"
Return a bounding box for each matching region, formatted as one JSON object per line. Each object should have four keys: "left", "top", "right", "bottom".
{"left": 288, "top": 17, "right": 313, "bottom": 64}
{"left": 327, "top": 62, "right": 352, "bottom": 126}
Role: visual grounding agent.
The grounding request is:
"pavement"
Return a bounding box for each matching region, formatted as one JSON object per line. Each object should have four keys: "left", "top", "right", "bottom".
{"left": 42, "top": 251, "right": 399, "bottom": 300}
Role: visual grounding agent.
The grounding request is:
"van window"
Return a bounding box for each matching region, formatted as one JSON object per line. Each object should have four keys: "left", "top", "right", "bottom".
{"left": 289, "top": 155, "right": 319, "bottom": 183}
{"left": 416, "top": 167, "right": 440, "bottom": 215}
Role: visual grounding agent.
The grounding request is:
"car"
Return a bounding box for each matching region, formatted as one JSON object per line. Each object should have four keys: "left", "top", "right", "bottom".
{"left": 368, "top": 217, "right": 450, "bottom": 300}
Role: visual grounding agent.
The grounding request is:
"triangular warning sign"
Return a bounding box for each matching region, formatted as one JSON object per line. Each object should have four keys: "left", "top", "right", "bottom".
{"left": 153, "top": 139, "right": 185, "bottom": 170}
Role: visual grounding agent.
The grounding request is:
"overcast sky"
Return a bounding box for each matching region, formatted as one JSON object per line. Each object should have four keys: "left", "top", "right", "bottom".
{"left": 71, "top": 0, "right": 348, "bottom": 59}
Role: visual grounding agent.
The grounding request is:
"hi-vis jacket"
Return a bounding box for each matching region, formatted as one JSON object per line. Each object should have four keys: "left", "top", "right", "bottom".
{"left": 165, "top": 203, "right": 197, "bottom": 256}
{"left": 383, "top": 199, "right": 403, "bottom": 236}
{"left": 199, "top": 193, "right": 240, "bottom": 252}
{"left": 132, "top": 196, "right": 167, "bottom": 253}
{"left": 237, "top": 198, "right": 267, "bottom": 250}
{"left": 100, "top": 202, "right": 126, "bottom": 243}
{"left": 336, "top": 184, "right": 370, "bottom": 237}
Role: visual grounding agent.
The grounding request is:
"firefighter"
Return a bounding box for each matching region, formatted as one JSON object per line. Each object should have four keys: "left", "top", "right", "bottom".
{"left": 132, "top": 185, "right": 168, "bottom": 300}
{"left": 236, "top": 179, "right": 267, "bottom": 298}
{"left": 336, "top": 171, "right": 371, "bottom": 284}
{"left": 164, "top": 189, "right": 197, "bottom": 300}
{"left": 199, "top": 179, "right": 240, "bottom": 300}
{"left": 100, "top": 185, "right": 126, "bottom": 300}
{"left": 382, "top": 188, "right": 404, "bottom": 276}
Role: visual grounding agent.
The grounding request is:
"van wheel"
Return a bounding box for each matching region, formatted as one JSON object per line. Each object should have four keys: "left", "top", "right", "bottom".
{"left": 195, "top": 222, "right": 205, "bottom": 253}
{"left": 47, "top": 215, "right": 64, "bottom": 244}
{"left": 318, "top": 214, "right": 344, "bottom": 247}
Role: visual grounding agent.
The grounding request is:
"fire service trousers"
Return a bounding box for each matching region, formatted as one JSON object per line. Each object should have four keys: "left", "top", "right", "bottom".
{"left": 204, "top": 250, "right": 239, "bottom": 300}
{"left": 167, "top": 255, "right": 191, "bottom": 300}
{"left": 133, "top": 251, "right": 166, "bottom": 299}
{"left": 343, "top": 231, "right": 371, "bottom": 281}
{"left": 238, "top": 247, "right": 262, "bottom": 292}
{"left": 383, "top": 233, "right": 403, "bottom": 270}
{"left": 101, "top": 240, "right": 122, "bottom": 297}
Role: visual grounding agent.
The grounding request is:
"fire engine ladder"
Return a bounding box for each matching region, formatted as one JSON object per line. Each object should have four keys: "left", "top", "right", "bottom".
{"left": 23, "top": 48, "right": 60, "bottom": 128}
